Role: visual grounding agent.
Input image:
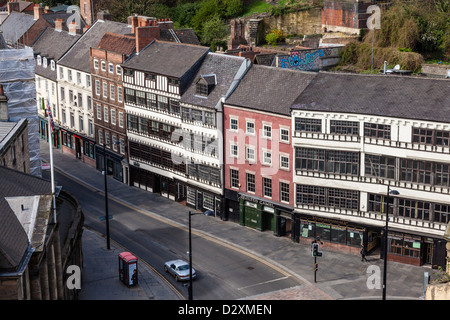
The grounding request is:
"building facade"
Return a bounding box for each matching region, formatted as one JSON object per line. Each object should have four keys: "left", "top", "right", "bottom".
{"left": 123, "top": 41, "right": 210, "bottom": 204}
{"left": 291, "top": 72, "right": 450, "bottom": 267}
{"left": 224, "top": 65, "right": 316, "bottom": 237}
{"left": 90, "top": 32, "right": 136, "bottom": 183}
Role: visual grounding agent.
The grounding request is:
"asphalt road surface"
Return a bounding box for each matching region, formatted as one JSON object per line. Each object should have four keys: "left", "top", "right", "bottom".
{"left": 48, "top": 169, "right": 303, "bottom": 300}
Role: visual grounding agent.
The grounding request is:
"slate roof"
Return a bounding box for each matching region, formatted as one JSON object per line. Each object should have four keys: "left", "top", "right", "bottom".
{"left": 159, "top": 28, "right": 200, "bottom": 46}
{"left": 0, "top": 166, "right": 51, "bottom": 271}
{"left": 180, "top": 53, "right": 247, "bottom": 109}
{"left": 41, "top": 12, "right": 86, "bottom": 32}
{"left": 122, "top": 40, "right": 210, "bottom": 78}
{"left": 32, "top": 27, "right": 80, "bottom": 80}
{"left": 97, "top": 32, "right": 136, "bottom": 56}
{"left": 58, "top": 19, "right": 132, "bottom": 72}
{"left": 225, "top": 64, "right": 317, "bottom": 116}
{"left": 291, "top": 72, "right": 450, "bottom": 123}
{"left": 0, "top": 11, "right": 37, "bottom": 45}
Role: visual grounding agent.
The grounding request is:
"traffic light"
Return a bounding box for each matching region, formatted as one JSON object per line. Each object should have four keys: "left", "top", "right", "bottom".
{"left": 312, "top": 243, "right": 319, "bottom": 256}
{"left": 312, "top": 242, "right": 323, "bottom": 257}
{"left": 314, "top": 263, "right": 318, "bottom": 271}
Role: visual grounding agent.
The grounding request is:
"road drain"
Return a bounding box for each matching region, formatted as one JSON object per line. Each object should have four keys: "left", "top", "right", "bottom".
{"left": 247, "top": 266, "right": 254, "bottom": 270}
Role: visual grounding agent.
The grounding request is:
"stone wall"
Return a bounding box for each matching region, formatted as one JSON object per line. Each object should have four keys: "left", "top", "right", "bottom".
{"left": 262, "top": 8, "right": 322, "bottom": 37}
{"left": 426, "top": 282, "right": 450, "bottom": 300}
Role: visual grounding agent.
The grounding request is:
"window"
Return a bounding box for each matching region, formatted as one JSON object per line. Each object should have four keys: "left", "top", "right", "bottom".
{"left": 94, "top": 59, "right": 99, "bottom": 70}
{"left": 246, "top": 173, "right": 255, "bottom": 192}
{"left": 68, "top": 70, "right": 72, "bottom": 82}
{"left": 368, "top": 194, "right": 394, "bottom": 214}
{"left": 434, "top": 203, "right": 450, "bottom": 223}
{"left": 95, "top": 80, "right": 100, "bottom": 95}
{"left": 295, "top": 118, "right": 321, "bottom": 132}
{"left": 60, "top": 86, "right": 65, "bottom": 101}
{"left": 263, "top": 124, "right": 272, "bottom": 138}
{"left": 246, "top": 146, "right": 255, "bottom": 162}
{"left": 144, "top": 72, "right": 155, "bottom": 81}
{"left": 69, "top": 90, "right": 73, "bottom": 102}
{"left": 170, "top": 99, "right": 180, "bottom": 115}
{"left": 280, "top": 182, "right": 289, "bottom": 202}
{"left": 230, "top": 118, "right": 238, "bottom": 131}
{"left": 103, "top": 82, "right": 107, "bottom": 98}
{"left": 96, "top": 104, "right": 102, "bottom": 120}
{"left": 158, "top": 96, "right": 169, "bottom": 112}
{"left": 230, "top": 169, "right": 239, "bottom": 188}
{"left": 79, "top": 115, "right": 84, "bottom": 131}
{"left": 109, "top": 63, "right": 114, "bottom": 73}
{"left": 204, "top": 111, "right": 214, "bottom": 126}
{"left": 88, "top": 119, "right": 93, "bottom": 135}
{"left": 263, "top": 177, "right": 272, "bottom": 198}
{"left": 168, "top": 78, "right": 179, "bottom": 86}
{"left": 70, "top": 112, "right": 74, "bottom": 127}
{"left": 146, "top": 93, "right": 156, "bottom": 109}
{"left": 398, "top": 199, "right": 430, "bottom": 220}
{"left": 87, "top": 96, "right": 92, "bottom": 110}
{"left": 62, "top": 109, "right": 66, "bottom": 124}
{"left": 43, "top": 57, "right": 47, "bottom": 68}
{"left": 400, "top": 159, "right": 432, "bottom": 184}
{"left": 51, "top": 60, "right": 55, "bottom": 70}
{"left": 412, "top": 128, "right": 450, "bottom": 146}
{"left": 118, "top": 112, "right": 124, "bottom": 128}
{"left": 117, "top": 87, "right": 123, "bottom": 102}
{"left": 246, "top": 120, "right": 255, "bottom": 134}
{"left": 230, "top": 143, "right": 238, "bottom": 157}
{"left": 295, "top": 147, "right": 358, "bottom": 175}
{"left": 120, "top": 138, "right": 125, "bottom": 154}
{"left": 110, "top": 84, "right": 115, "bottom": 100}
{"left": 116, "top": 65, "right": 122, "bottom": 75}
{"left": 365, "top": 154, "right": 395, "bottom": 179}
{"left": 296, "top": 185, "right": 358, "bottom": 210}
{"left": 111, "top": 109, "right": 116, "bottom": 125}
{"left": 59, "top": 67, "right": 64, "bottom": 79}
{"left": 101, "top": 61, "right": 106, "bottom": 71}
{"left": 436, "top": 130, "right": 450, "bottom": 146}
{"left": 77, "top": 93, "right": 83, "bottom": 108}
{"left": 196, "top": 83, "right": 208, "bottom": 96}
{"left": 105, "top": 132, "right": 110, "bottom": 148}
{"left": 191, "top": 109, "right": 202, "bottom": 122}
{"left": 280, "top": 128, "right": 289, "bottom": 142}
{"left": 77, "top": 72, "right": 81, "bottom": 85}
{"left": 435, "top": 163, "right": 450, "bottom": 187}
{"left": 127, "top": 114, "right": 138, "bottom": 132}
{"left": 364, "top": 123, "right": 391, "bottom": 140}
{"left": 263, "top": 150, "right": 272, "bottom": 165}
{"left": 330, "top": 120, "right": 359, "bottom": 135}
{"left": 37, "top": 55, "right": 42, "bottom": 66}
{"left": 103, "top": 106, "right": 109, "bottom": 123}
{"left": 136, "top": 91, "right": 146, "bottom": 106}
{"left": 86, "top": 75, "right": 91, "bottom": 87}
{"left": 280, "top": 155, "right": 289, "bottom": 170}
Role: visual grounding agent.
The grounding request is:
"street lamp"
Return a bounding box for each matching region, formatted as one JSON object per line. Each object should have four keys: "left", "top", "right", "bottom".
{"left": 188, "top": 211, "right": 198, "bottom": 300}
{"left": 382, "top": 185, "right": 399, "bottom": 300}
{"left": 103, "top": 142, "right": 111, "bottom": 250}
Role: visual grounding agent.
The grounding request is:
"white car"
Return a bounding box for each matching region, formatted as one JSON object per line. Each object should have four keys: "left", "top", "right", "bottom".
{"left": 164, "top": 259, "right": 197, "bottom": 281}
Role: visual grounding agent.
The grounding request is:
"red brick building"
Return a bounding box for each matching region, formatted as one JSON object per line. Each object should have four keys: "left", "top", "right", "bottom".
{"left": 90, "top": 32, "right": 136, "bottom": 183}
{"left": 223, "top": 64, "right": 315, "bottom": 239}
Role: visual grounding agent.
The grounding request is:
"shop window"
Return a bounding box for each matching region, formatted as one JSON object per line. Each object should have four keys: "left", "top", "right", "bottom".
{"left": 347, "top": 228, "right": 363, "bottom": 246}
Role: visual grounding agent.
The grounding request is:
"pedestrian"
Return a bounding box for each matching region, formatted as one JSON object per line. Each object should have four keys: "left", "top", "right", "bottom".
{"left": 360, "top": 245, "right": 368, "bottom": 262}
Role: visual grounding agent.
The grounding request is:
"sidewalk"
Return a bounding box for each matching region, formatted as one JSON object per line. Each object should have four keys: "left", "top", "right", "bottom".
{"left": 40, "top": 140, "right": 433, "bottom": 300}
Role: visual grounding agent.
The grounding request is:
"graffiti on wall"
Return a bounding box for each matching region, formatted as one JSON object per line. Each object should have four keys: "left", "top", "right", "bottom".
{"left": 279, "top": 49, "right": 324, "bottom": 71}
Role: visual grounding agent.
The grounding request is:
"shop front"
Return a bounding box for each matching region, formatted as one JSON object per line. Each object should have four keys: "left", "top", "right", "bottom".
{"left": 293, "top": 214, "right": 374, "bottom": 255}
{"left": 238, "top": 193, "right": 293, "bottom": 237}
{"left": 96, "top": 146, "right": 124, "bottom": 182}
{"left": 381, "top": 229, "right": 447, "bottom": 269}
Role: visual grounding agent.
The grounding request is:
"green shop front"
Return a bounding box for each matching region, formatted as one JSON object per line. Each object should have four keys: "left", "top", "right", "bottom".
{"left": 239, "top": 193, "right": 293, "bottom": 237}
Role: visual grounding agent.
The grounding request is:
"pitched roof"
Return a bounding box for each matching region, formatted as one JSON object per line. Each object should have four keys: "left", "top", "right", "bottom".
{"left": 0, "top": 11, "right": 37, "bottom": 45}
{"left": 97, "top": 32, "right": 136, "bottom": 56}
{"left": 160, "top": 28, "right": 201, "bottom": 46}
{"left": 58, "top": 19, "right": 132, "bottom": 72}
{"left": 32, "top": 27, "right": 80, "bottom": 80}
{"left": 0, "top": 166, "right": 52, "bottom": 271}
{"left": 180, "top": 53, "right": 247, "bottom": 109}
{"left": 290, "top": 72, "right": 450, "bottom": 123}
{"left": 122, "top": 40, "right": 210, "bottom": 78}
{"left": 41, "top": 11, "right": 86, "bottom": 32}
{"left": 225, "top": 64, "right": 317, "bottom": 116}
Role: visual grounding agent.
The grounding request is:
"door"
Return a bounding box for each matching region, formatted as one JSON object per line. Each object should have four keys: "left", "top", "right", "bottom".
{"left": 432, "top": 239, "right": 447, "bottom": 270}
{"left": 75, "top": 137, "right": 82, "bottom": 158}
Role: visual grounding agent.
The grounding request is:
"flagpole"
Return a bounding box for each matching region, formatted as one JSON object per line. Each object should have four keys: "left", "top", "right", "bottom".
{"left": 46, "top": 93, "right": 56, "bottom": 224}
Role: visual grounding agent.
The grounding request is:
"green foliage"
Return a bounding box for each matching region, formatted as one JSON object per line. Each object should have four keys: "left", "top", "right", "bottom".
{"left": 201, "top": 14, "right": 229, "bottom": 45}
{"left": 265, "top": 29, "right": 283, "bottom": 46}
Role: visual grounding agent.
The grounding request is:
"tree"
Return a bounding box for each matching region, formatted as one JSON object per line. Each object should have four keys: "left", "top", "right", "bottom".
{"left": 201, "top": 14, "right": 228, "bottom": 48}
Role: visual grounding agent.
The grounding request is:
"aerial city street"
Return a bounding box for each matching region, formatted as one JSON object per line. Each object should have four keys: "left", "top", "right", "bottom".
{"left": 0, "top": 0, "right": 449, "bottom": 307}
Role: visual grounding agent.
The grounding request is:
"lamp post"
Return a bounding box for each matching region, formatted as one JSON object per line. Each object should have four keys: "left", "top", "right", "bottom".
{"left": 383, "top": 186, "right": 399, "bottom": 300}
{"left": 103, "top": 142, "right": 110, "bottom": 250}
{"left": 188, "top": 211, "right": 195, "bottom": 300}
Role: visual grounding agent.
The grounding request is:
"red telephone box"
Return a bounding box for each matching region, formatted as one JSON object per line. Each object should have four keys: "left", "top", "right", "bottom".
{"left": 118, "top": 252, "right": 138, "bottom": 286}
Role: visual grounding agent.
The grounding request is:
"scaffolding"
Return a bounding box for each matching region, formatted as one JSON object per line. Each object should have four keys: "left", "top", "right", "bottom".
{"left": 0, "top": 46, "right": 41, "bottom": 177}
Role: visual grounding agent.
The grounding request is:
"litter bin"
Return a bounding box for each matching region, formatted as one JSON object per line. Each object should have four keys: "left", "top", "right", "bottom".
{"left": 118, "top": 252, "right": 138, "bottom": 286}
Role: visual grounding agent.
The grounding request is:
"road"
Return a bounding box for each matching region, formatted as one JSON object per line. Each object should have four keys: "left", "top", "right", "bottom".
{"left": 47, "top": 169, "right": 304, "bottom": 300}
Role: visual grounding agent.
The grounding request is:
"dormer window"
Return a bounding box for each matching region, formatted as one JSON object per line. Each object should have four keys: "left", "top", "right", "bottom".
{"left": 43, "top": 57, "right": 47, "bottom": 68}
{"left": 50, "top": 60, "right": 55, "bottom": 70}
{"left": 37, "top": 55, "right": 42, "bottom": 66}
{"left": 195, "top": 74, "right": 216, "bottom": 97}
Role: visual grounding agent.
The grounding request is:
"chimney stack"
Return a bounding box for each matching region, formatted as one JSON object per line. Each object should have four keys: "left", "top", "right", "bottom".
{"left": 0, "top": 85, "right": 9, "bottom": 121}
{"left": 7, "top": 2, "right": 20, "bottom": 14}
{"left": 136, "top": 26, "right": 160, "bottom": 53}
{"left": 55, "top": 18, "right": 65, "bottom": 32}
{"left": 34, "top": 5, "right": 43, "bottom": 20}
{"left": 68, "top": 21, "right": 78, "bottom": 35}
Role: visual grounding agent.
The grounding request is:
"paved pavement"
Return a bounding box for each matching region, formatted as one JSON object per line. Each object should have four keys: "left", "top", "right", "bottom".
{"left": 40, "top": 140, "right": 435, "bottom": 300}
